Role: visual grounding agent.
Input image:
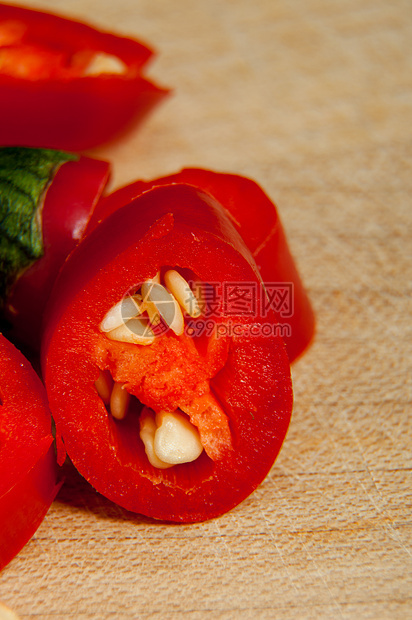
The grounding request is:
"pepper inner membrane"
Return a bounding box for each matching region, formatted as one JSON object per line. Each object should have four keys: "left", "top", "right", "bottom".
{"left": 93, "top": 267, "right": 233, "bottom": 471}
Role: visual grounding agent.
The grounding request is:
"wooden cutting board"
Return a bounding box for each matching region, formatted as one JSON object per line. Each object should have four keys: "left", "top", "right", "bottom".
{"left": 1, "top": 0, "right": 411, "bottom": 618}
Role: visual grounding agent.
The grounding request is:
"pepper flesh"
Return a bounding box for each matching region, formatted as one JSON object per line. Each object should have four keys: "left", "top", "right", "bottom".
{"left": 0, "top": 334, "right": 60, "bottom": 571}
{"left": 0, "top": 3, "right": 168, "bottom": 150}
{"left": 89, "top": 169, "right": 315, "bottom": 362}
{"left": 42, "top": 184, "right": 293, "bottom": 522}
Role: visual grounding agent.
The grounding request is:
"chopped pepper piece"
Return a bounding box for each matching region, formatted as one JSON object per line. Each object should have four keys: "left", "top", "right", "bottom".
{"left": 0, "top": 3, "right": 168, "bottom": 150}
{"left": 42, "top": 184, "right": 293, "bottom": 522}
{"left": 0, "top": 333, "right": 60, "bottom": 571}
{"left": 0, "top": 146, "right": 110, "bottom": 349}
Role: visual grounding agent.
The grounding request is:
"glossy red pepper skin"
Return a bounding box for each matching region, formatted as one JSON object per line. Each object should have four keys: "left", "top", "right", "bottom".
{"left": 0, "top": 3, "right": 168, "bottom": 151}
{"left": 90, "top": 169, "right": 315, "bottom": 362}
{"left": 3, "top": 155, "right": 110, "bottom": 351}
{"left": 0, "top": 334, "right": 60, "bottom": 571}
{"left": 42, "top": 184, "right": 293, "bottom": 523}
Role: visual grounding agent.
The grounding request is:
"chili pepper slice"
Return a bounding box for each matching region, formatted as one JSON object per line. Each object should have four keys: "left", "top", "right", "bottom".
{"left": 89, "top": 169, "right": 315, "bottom": 362}
{"left": 0, "top": 3, "right": 168, "bottom": 151}
{"left": 42, "top": 184, "right": 293, "bottom": 523}
{"left": 0, "top": 333, "right": 60, "bottom": 571}
{"left": 0, "top": 146, "right": 110, "bottom": 350}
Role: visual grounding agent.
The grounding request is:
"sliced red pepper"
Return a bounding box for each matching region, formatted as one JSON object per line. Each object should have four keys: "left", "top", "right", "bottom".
{"left": 0, "top": 3, "right": 168, "bottom": 150}
{"left": 90, "top": 169, "right": 315, "bottom": 362}
{"left": 0, "top": 333, "right": 60, "bottom": 571}
{"left": 42, "top": 184, "right": 293, "bottom": 523}
{"left": 0, "top": 147, "right": 110, "bottom": 350}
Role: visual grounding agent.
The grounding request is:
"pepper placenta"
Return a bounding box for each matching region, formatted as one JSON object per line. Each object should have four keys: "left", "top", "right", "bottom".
{"left": 90, "top": 168, "right": 315, "bottom": 362}
{"left": 42, "top": 183, "right": 293, "bottom": 522}
{"left": 0, "top": 3, "right": 168, "bottom": 151}
{"left": 0, "top": 333, "right": 60, "bottom": 571}
{"left": 0, "top": 146, "right": 110, "bottom": 350}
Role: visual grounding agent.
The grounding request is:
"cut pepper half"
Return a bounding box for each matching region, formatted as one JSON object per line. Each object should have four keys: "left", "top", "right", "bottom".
{"left": 42, "top": 184, "right": 293, "bottom": 523}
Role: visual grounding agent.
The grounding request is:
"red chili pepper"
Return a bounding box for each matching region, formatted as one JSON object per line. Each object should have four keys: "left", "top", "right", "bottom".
{"left": 0, "top": 333, "right": 60, "bottom": 571}
{"left": 0, "top": 147, "right": 110, "bottom": 350}
{"left": 90, "top": 169, "right": 315, "bottom": 362}
{"left": 42, "top": 184, "right": 293, "bottom": 523}
{"left": 0, "top": 3, "right": 168, "bottom": 151}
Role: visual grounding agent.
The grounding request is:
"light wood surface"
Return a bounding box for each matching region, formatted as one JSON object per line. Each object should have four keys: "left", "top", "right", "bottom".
{"left": 1, "top": 0, "right": 411, "bottom": 618}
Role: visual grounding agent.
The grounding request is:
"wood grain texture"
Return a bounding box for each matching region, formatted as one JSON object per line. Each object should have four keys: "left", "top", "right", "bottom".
{"left": 1, "top": 0, "right": 411, "bottom": 618}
